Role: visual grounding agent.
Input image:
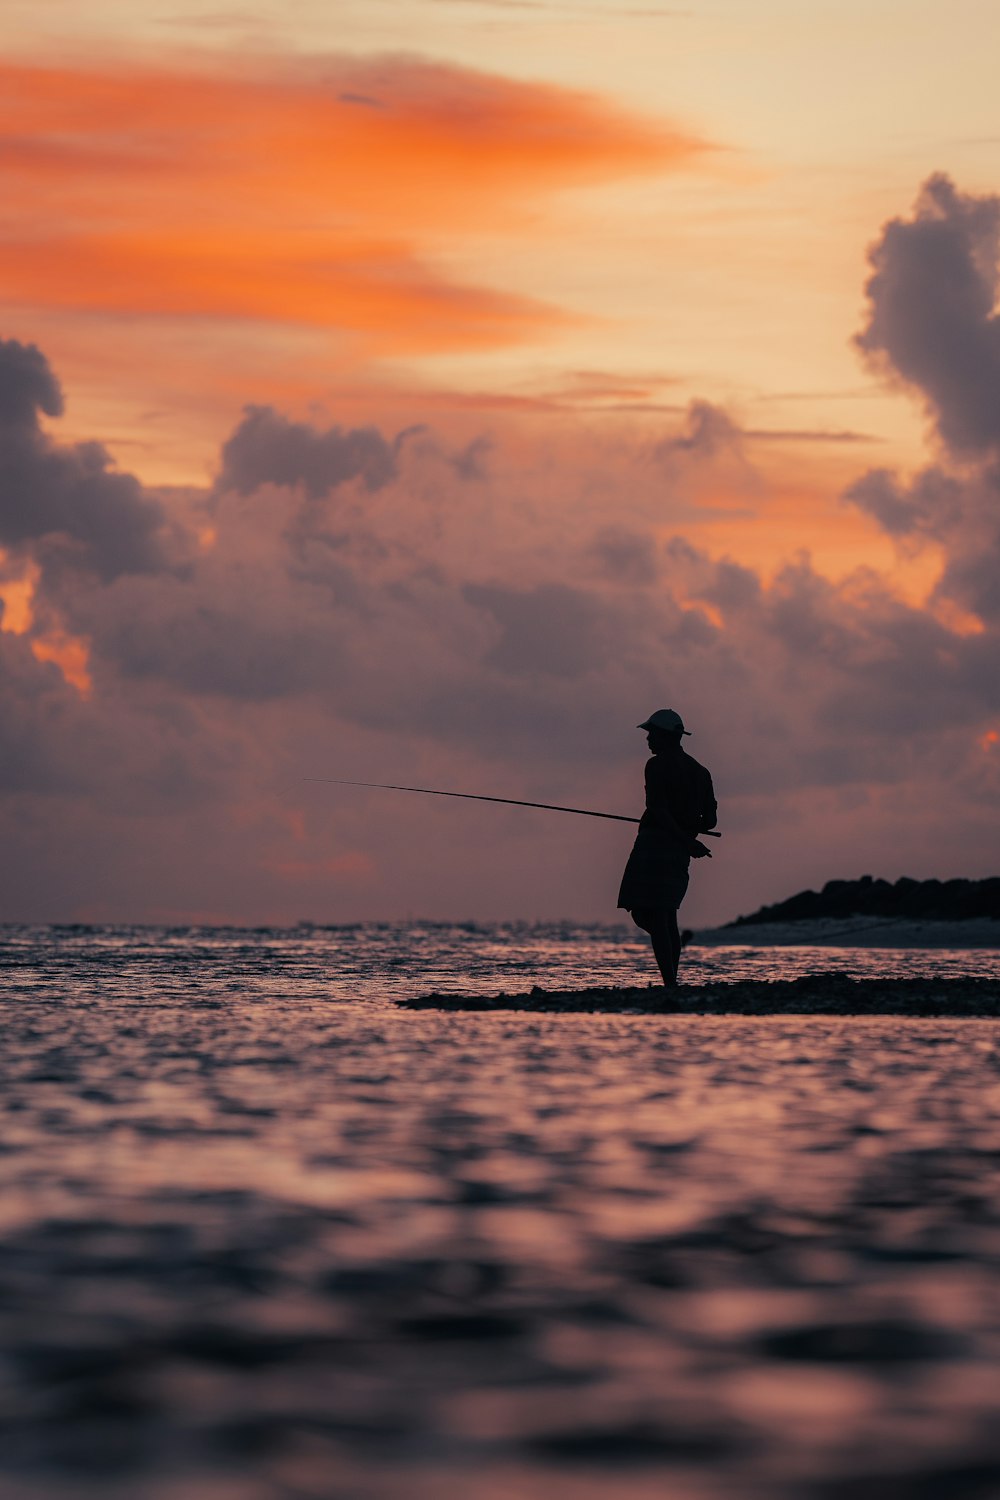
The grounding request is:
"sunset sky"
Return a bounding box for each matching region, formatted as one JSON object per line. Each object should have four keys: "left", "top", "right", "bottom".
{"left": 2, "top": 0, "right": 999, "bottom": 925}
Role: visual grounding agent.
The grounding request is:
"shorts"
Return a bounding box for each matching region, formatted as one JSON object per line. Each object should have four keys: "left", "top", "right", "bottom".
{"left": 617, "top": 829, "right": 690, "bottom": 912}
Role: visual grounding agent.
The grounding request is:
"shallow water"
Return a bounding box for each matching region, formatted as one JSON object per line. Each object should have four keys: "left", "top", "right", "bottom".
{"left": 1, "top": 921, "right": 997, "bottom": 1007}
{"left": 1, "top": 926, "right": 999, "bottom": 1499}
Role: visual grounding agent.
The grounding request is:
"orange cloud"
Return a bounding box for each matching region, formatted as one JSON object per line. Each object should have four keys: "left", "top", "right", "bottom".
{"left": 0, "top": 565, "right": 36, "bottom": 635}
{"left": 30, "top": 632, "right": 93, "bottom": 697}
{"left": 0, "top": 56, "right": 701, "bottom": 356}
{"left": 0, "top": 558, "right": 93, "bottom": 695}
{"left": 0, "top": 231, "right": 565, "bottom": 356}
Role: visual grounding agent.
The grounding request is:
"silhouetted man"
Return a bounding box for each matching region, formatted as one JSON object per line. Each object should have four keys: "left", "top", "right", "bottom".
{"left": 618, "top": 708, "right": 717, "bottom": 991}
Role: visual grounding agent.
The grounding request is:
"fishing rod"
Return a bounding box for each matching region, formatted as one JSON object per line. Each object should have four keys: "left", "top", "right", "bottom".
{"left": 302, "top": 777, "right": 721, "bottom": 834}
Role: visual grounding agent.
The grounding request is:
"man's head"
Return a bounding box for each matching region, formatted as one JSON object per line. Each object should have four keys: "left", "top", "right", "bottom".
{"left": 638, "top": 708, "right": 689, "bottom": 735}
{"left": 638, "top": 708, "right": 689, "bottom": 753}
{"left": 646, "top": 727, "right": 681, "bottom": 754}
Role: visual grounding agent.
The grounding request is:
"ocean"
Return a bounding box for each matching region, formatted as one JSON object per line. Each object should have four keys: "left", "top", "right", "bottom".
{"left": 1, "top": 923, "right": 999, "bottom": 1499}
{"left": 4, "top": 920, "right": 999, "bottom": 1005}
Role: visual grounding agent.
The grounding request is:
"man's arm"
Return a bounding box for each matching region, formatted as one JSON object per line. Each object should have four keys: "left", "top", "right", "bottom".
{"left": 698, "top": 770, "right": 718, "bottom": 834}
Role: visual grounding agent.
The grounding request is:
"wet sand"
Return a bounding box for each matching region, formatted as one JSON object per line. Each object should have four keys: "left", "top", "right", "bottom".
{"left": 402, "top": 973, "right": 1000, "bottom": 1015}
{"left": 2, "top": 983, "right": 1000, "bottom": 1500}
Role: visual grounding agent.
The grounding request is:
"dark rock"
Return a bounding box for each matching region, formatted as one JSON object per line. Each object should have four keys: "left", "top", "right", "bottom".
{"left": 728, "top": 874, "right": 1000, "bottom": 926}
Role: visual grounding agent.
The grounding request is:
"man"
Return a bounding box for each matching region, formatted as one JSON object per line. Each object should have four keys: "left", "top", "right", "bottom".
{"left": 618, "top": 708, "right": 717, "bottom": 990}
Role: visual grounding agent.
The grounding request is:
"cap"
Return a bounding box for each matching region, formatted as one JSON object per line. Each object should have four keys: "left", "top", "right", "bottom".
{"left": 638, "top": 708, "right": 691, "bottom": 735}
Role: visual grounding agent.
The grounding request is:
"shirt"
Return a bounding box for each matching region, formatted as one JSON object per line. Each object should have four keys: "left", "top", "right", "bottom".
{"left": 639, "top": 747, "right": 717, "bottom": 843}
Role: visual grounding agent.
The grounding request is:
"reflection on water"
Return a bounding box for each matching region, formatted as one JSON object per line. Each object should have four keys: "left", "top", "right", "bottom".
{"left": 1, "top": 921, "right": 997, "bottom": 1006}
{"left": 0, "top": 926, "right": 998, "bottom": 1498}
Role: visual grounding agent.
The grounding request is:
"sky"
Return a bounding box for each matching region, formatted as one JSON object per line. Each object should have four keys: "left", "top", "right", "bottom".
{"left": 1, "top": 0, "right": 999, "bottom": 926}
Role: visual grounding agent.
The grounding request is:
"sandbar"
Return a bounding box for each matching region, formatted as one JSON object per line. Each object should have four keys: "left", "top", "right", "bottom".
{"left": 400, "top": 972, "right": 1000, "bottom": 1015}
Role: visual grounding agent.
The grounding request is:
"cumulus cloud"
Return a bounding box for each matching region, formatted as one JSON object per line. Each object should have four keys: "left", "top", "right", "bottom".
{"left": 848, "top": 176, "right": 1000, "bottom": 629}
{"left": 855, "top": 173, "right": 1000, "bottom": 458}
{"left": 0, "top": 338, "right": 63, "bottom": 426}
{"left": 0, "top": 626, "right": 88, "bottom": 794}
{"left": 588, "top": 526, "right": 659, "bottom": 585}
{"left": 216, "top": 405, "right": 399, "bottom": 500}
{"left": 0, "top": 338, "right": 177, "bottom": 584}
{"left": 844, "top": 466, "right": 964, "bottom": 541}
{"left": 653, "top": 399, "right": 743, "bottom": 465}
{"left": 464, "top": 581, "right": 611, "bottom": 678}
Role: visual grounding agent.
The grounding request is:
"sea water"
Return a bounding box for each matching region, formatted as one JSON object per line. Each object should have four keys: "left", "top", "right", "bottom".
{"left": 1, "top": 924, "right": 999, "bottom": 1500}
{"left": 2, "top": 920, "right": 998, "bottom": 1006}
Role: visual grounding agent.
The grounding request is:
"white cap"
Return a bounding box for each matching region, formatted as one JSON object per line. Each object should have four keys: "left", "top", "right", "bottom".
{"left": 638, "top": 708, "right": 690, "bottom": 735}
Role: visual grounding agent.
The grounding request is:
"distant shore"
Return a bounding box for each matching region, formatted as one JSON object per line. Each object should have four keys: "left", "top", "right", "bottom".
{"left": 692, "top": 916, "right": 1000, "bottom": 949}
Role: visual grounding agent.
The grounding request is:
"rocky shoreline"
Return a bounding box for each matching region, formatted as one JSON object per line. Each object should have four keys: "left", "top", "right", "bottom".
{"left": 399, "top": 972, "right": 1000, "bottom": 1016}
{"left": 725, "top": 874, "right": 1000, "bottom": 927}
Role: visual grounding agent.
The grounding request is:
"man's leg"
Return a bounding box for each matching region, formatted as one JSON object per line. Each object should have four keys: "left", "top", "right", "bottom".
{"left": 630, "top": 907, "right": 681, "bottom": 988}
{"left": 662, "top": 908, "right": 682, "bottom": 986}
